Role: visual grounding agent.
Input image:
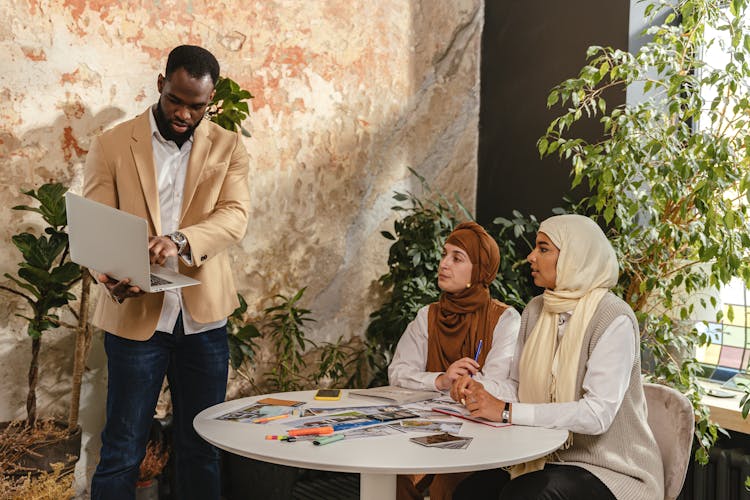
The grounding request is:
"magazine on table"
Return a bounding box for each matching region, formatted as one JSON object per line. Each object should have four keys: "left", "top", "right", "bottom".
{"left": 284, "top": 406, "right": 420, "bottom": 432}
{"left": 399, "top": 419, "right": 463, "bottom": 434}
{"left": 348, "top": 385, "right": 440, "bottom": 405}
{"left": 214, "top": 397, "right": 304, "bottom": 423}
{"left": 409, "top": 432, "right": 473, "bottom": 449}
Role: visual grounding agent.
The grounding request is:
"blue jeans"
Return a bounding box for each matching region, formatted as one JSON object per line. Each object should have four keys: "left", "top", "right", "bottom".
{"left": 91, "top": 316, "right": 229, "bottom": 500}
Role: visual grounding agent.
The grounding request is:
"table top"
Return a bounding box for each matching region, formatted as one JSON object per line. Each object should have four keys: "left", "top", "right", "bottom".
{"left": 699, "top": 380, "right": 750, "bottom": 434}
{"left": 194, "top": 390, "right": 569, "bottom": 475}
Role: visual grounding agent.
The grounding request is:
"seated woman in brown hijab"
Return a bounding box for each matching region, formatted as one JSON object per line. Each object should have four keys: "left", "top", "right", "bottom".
{"left": 388, "top": 221, "right": 520, "bottom": 500}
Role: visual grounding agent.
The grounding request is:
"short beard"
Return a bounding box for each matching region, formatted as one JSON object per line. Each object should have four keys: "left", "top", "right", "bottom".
{"left": 154, "top": 101, "right": 200, "bottom": 145}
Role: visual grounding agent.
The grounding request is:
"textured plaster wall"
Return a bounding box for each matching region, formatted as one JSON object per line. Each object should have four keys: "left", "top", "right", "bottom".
{"left": 0, "top": 0, "right": 482, "bottom": 491}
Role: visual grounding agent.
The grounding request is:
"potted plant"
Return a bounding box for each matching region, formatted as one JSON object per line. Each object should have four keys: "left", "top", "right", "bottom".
{"left": 0, "top": 461, "right": 75, "bottom": 498}
{"left": 0, "top": 183, "right": 92, "bottom": 475}
{"left": 538, "top": 0, "right": 750, "bottom": 462}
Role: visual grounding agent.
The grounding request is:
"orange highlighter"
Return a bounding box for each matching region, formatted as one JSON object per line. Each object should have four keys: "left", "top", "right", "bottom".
{"left": 287, "top": 426, "right": 334, "bottom": 437}
{"left": 253, "top": 413, "right": 290, "bottom": 424}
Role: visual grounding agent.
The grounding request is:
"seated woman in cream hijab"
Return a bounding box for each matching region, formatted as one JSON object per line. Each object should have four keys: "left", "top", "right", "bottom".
{"left": 388, "top": 221, "right": 520, "bottom": 500}
{"left": 452, "top": 214, "right": 663, "bottom": 500}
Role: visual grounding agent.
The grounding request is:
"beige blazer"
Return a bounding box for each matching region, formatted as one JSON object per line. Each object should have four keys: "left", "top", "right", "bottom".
{"left": 83, "top": 108, "right": 251, "bottom": 340}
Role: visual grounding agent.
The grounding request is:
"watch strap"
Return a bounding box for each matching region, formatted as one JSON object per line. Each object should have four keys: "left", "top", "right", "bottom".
{"left": 501, "top": 401, "right": 511, "bottom": 424}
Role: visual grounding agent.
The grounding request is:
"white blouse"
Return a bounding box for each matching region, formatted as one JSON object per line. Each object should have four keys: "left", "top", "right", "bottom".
{"left": 388, "top": 305, "right": 520, "bottom": 396}
{"left": 493, "top": 313, "right": 636, "bottom": 435}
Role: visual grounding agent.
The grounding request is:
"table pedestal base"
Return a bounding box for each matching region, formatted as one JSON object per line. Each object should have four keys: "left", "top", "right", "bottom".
{"left": 360, "top": 472, "right": 396, "bottom": 500}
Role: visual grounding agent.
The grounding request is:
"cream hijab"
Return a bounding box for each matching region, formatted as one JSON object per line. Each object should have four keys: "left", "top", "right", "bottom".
{"left": 511, "top": 214, "right": 619, "bottom": 477}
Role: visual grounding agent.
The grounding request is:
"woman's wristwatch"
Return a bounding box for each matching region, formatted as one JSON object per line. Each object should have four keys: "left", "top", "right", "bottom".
{"left": 501, "top": 402, "right": 512, "bottom": 424}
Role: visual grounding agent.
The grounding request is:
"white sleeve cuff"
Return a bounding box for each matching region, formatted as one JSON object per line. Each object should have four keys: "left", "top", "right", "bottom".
{"left": 510, "top": 402, "right": 535, "bottom": 426}
{"left": 179, "top": 251, "right": 194, "bottom": 266}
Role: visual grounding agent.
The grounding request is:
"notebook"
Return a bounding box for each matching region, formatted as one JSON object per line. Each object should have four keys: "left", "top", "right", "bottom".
{"left": 65, "top": 192, "right": 200, "bottom": 293}
{"left": 431, "top": 404, "right": 511, "bottom": 428}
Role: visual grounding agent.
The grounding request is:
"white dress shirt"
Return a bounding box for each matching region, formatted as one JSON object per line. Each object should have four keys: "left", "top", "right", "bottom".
{"left": 388, "top": 305, "right": 520, "bottom": 395}
{"left": 492, "top": 312, "right": 635, "bottom": 435}
{"left": 149, "top": 110, "right": 227, "bottom": 335}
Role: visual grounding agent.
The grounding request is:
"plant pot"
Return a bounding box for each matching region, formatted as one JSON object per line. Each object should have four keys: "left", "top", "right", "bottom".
{"left": 0, "top": 420, "right": 82, "bottom": 476}
{"left": 136, "top": 478, "right": 160, "bottom": 500}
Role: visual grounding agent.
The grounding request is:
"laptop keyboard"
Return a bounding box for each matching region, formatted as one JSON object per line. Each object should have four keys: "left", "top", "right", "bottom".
{"left": 150, "top": 274, "right": 173, "bottom": 286}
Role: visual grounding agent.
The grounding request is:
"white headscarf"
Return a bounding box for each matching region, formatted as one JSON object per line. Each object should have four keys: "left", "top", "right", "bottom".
{"left": 519, "top": 214, "right": 619, "bottom": 404}
{"left": 509, "top": 214, "right": 618, "bottom": 478}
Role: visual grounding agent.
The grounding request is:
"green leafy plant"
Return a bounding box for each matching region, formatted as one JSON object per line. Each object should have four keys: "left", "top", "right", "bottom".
{"left": 206, "top": 75, "right": 259, "bottom": 383}
{"left": 314, "top": 335, "right": 370, "bottom": 389}
{"left": 208, "top": 76, "right": 253, "bottom": 137}
{"left": 228, "top": 288, "right": 367, "bottom": 393}
{"left": 365, "top": 170, "right": 537, "bottom": 386}
{"left": 0, "top": 184, "right": 82, "bottom": 428}
{"left": 490, "top": 211, "right": 541, "bottom": 308}
{"left": 227, "top": 293, "right": 262, "bottom": 389}
{"left": 539, "top": 0, "right": 750, "bottom": 463}
{"left": 365, "top": 171, "right": 467, "bottom": 385}
{"left": 228, "top": 288, "right": 316, "bottom": 392}
{"left": 263, "top": 287, "right": 316, "bottom": 392}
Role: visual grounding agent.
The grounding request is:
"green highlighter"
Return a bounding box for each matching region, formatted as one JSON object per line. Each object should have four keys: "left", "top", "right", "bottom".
{"left": 313, "top": 433, "right": 345, "bottom": 446}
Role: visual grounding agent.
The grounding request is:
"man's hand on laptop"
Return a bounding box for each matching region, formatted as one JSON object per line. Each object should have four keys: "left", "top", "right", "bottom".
{"left": 98, "top": 274, "right": 144, "bottom": 304}
{"left": 148, "top": 236, "right": 179, "bottom": 266}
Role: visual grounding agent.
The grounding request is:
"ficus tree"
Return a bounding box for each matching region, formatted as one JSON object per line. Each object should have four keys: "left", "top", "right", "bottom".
{"left": 539, "top": 0, "right": 750, "bottom": 462}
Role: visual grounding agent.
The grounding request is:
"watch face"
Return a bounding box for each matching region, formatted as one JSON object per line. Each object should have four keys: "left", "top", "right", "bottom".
{"left": 170, "top": 232, "right": 186, "bottom": 252}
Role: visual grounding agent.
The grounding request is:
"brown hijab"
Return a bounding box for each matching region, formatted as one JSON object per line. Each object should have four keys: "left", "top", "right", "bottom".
{"left": 426, "top": 222, "right": 508, "bottom": 372}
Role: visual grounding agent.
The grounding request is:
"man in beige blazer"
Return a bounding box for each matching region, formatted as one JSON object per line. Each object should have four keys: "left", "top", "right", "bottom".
{"left": 85, "top": 45, "right": 250, "bottom": 500}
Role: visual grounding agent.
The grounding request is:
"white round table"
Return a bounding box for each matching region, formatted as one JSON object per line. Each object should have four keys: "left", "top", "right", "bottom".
{"left": 194, "top": 390, "right": 568, "bottom": 500}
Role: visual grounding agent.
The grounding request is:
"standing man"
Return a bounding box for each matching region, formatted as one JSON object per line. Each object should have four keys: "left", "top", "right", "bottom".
{"left": 84, "top": 45, "right": 250, "bottom": 500}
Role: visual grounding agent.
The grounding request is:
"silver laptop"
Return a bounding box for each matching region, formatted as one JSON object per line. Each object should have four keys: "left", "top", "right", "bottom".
{"left": 65, "top": 192, "right": 200, "bottom": 292}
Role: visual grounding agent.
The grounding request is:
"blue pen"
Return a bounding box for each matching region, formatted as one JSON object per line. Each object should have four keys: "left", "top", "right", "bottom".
{"left": 473, "top": 339, "right": 483, "bottom": 363}
{"left": 471, "top": 339, "right": 483, "bottom": 378}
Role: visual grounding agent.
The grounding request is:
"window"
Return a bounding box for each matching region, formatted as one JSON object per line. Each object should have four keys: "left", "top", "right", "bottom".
{"left": 693, "top": 13, "right": 750, "bottom": 389}
{"left": 696, "top": 279, "right": 750, "bottom": 387}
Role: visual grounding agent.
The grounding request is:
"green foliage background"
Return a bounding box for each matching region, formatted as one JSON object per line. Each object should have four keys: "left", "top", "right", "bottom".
{"left": 539, "top": 0, "right": 750, "bottom": 462}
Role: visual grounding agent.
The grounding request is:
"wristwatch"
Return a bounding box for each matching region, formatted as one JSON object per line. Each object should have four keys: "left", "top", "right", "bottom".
{"left": 168, "top": 231, "right": 188, "bottom": 255}
{"left": 501, "top": 402, "right": 511, "bottom": 424}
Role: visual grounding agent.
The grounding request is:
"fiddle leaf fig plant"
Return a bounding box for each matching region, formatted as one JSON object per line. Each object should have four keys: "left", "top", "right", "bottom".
{"left": 208, "top": 76, "right": 253, "bottom": 137}
{"left": 0, "top": 183, "right": 82, "bottom": 428}
{"left": 539, "top": 0, "right": 750, "bottom": 463}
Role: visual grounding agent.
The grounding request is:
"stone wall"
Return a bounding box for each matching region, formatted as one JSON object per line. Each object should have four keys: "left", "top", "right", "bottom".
{"left": 0, "top": 0, "right": 482, "bottom": 492}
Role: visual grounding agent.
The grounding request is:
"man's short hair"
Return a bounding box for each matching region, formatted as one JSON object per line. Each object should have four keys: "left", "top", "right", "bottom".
{"left": 165, "top": 45, "right": 220, "bottom": 85}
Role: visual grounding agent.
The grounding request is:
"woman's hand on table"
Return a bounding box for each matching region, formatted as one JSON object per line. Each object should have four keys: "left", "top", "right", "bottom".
{"left": 452, "top": 375, "right": 504, "bottom": 422}
{"left": 434, "top": 357, "right": 480, "bottom": 391}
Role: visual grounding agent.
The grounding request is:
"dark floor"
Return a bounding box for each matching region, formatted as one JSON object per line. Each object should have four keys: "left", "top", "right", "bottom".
{"left": 220, "top": 454, "right": 360, "bottom": 500}
{"left": 291, "top": 470, "right": 360, "bottom": 500}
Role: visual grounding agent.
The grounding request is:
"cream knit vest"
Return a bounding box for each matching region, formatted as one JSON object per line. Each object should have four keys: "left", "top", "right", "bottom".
{"left": 520, "top": 293, "right": 664, "bottom": 500}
